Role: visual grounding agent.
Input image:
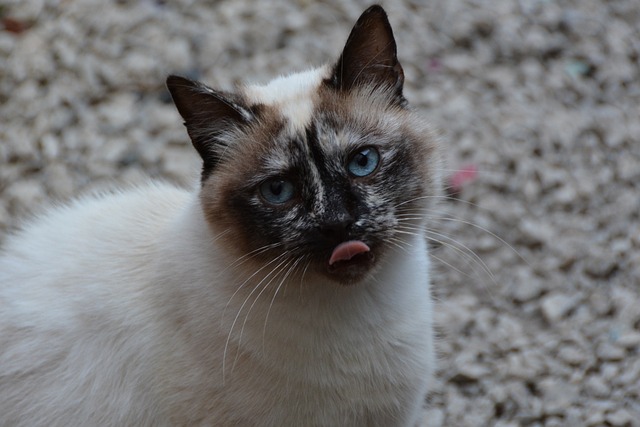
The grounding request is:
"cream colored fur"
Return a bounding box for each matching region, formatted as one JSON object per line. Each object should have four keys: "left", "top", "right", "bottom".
{"left": 244, "top": 66, "right": 328, "bottom": 133}
{"left": 0, "top": 179, "right": 434, "bottom": 426}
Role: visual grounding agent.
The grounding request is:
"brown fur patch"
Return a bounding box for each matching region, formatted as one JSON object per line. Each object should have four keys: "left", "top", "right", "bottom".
{"left": 199, "top": 104, "right": 287, "bottom": 265}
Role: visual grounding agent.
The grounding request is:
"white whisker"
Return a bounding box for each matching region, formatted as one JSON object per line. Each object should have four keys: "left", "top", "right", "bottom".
{"left": 221, "top": 244, "right": 286, "bottom": 327}
{"left": 262, "top": 255, "right": 306, "bottom": 353}
{"left": 397, "top": 208, "right": 529, "bottom": 267}
{"left": 222, "top": 251, "right": 290, "bottom": 384}
{"left": 395, "top": 224, "right": 496, "bottom": 288}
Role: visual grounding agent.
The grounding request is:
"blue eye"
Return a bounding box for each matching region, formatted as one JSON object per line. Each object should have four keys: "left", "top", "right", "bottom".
{"left": 259, "top": 179, "right": 295, "bottom": 204}
{"left": 347, "top": 147, "right": 380, "bottom": 177}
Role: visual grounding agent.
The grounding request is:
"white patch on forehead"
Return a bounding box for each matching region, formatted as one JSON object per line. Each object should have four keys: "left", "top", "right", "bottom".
{"left": 243, "top": 66, "right": 328, "bottom": 132}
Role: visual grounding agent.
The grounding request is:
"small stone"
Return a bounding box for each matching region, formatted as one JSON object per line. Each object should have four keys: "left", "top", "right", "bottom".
{"left": 601, "top": 363, "right": 620, "bottom": 382}
{"left": 44, "top": 163, "right": 75, "bottom": 199}
{"left": 605, "top": 408, "right": 634, "bottom": 426}
{"left": 450, "top": 362, "right": 490, "bottom": 384}
{"left": 450, "top": 349, "right": 490, "bottom": 384}
{"left": 564, "top": 406, "right": 584, "bottom": 425}
{"left": 161, "top": 147, "right": 200, "bottom": 183}
{"left": 444, "top": 388, "right": 467, "bottom": 419}
{"left": 518, "top": 218, "right": 554, "bottom": 247}
{"left": 491, "top": 315, "right": 529, "bottom": 351}
{"left": 476, "top": 235, "right": 499, "bottom": 251}
{"left": 609, "top": 238, "right": 632, "bottom": 261}
{"left": 3, "top": 127, "right": 38, "bottom": 162}
{"left": 5, "top": 180, "right": 46, "bottom": 213}
{"left": 584, "top": 254, "right": 619, "bottom": 278}
{"left": 540, "top": 293, "right": 579, "bottom": 322}
{"left": 505, "top": 350, "right": 545, "bottom": 380}
{"left": 616, "top": 331, "right": 640, "bottom": 349}
{"left": 444, "top": 53, "right": 477, "bottom": 74}
{"left": 558, "top": 345, "right": 588, "bottom": 366}
{"left": 488, "top": 385, "right": 507, "bottom": 405}
{"left": 553, "top": 184, "right": 577, "bottom": 204}
{"left": 539, "top": 378, "right": 579, "bottom": 416}
{"left": 596, "top": 342, "right": 626, "bottom": 361}
{"left": 510, "top": 273, "right": 544, "bottom": 303}
{"left": 522, "top": 26, "right": 549, "bottom": 53}
{"left": 39, "top": 134, "right": 61, "bottom": 160}
{"left": 544, "top": 417, "right": 564, "bottom": 427}
{"left": 123, "top": 51, "right": 157, "bottom": 78}
{"left": 589, "top": 292, "right": 613, "bottom": 317}
{"left": 423, "top": 407, "right": 445, "bottom": 427}
{"left": 585, "top": 409, "right": 606, "bottom": 426}
{"left": 618, "top": 155, "right": 640, "bottom": 182}
{"left": 97, "top": 93, "right": 136, "bottom": 129}
{"left": 585, "top": 375, "right": 611, "bottom": 398}
{"left": 163, "top": 38, "right": 193, "bottom": 69}
{"left": 436, "top": 294, "right": 478, "bottom": 333}
{"left": 616, "top": 359, "right": 640, "bottom": 387}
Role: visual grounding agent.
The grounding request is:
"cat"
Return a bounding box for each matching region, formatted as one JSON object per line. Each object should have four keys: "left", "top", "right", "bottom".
{"left": 0, "top": 5, "right": 442, "bottom": 427}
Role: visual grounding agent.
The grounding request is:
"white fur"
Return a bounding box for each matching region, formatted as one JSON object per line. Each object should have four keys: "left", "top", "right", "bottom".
{"left": 0, "top": 182, "right": 434, "bottom": 426}
{"left": 243, "top": 66, "right": 328, "bottom": 133}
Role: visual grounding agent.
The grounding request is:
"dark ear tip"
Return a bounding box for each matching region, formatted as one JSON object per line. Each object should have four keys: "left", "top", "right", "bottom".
{"left": 362, "top": 5, "right": 387, "bottom": 16}
{"left": 356, "top": 5, "right": 392, "bottom": 31}
{"left": 166, "top": 75, "right": 188, "bottom": 89}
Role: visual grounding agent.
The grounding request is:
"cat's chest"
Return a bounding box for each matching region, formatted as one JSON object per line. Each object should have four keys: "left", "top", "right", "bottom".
{"left": 209, "top": 294, "right": 432, "bottom": 427}
{"left": 159, "top": 226, "right": 433, "bottom": 425}
{"left": 227, "top": 276, "right": 432, "bottom": 380}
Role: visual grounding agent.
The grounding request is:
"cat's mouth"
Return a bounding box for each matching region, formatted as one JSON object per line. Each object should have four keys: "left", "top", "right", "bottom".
{"left": 326, "top": 240, "right": 376, "bottom": 284}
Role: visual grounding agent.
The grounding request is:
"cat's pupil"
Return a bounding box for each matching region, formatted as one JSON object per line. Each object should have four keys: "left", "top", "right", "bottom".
{"left": 259, "top": 178, "right": 294, "bottom": 204}
{"left": 356, "top": 151, "right": 370, "bottom": 167}
{"left": 271, "top": 181, "right": 283, "bottom": 195}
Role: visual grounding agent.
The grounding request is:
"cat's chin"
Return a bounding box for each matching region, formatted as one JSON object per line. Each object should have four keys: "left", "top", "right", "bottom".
{"left": 324, "top": 251, "right": 377, "bottom": 286}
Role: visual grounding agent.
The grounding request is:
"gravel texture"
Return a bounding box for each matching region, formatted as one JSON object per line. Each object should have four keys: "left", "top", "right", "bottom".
{"left": 1, "top": 1, "right": 639, "bottom": 425}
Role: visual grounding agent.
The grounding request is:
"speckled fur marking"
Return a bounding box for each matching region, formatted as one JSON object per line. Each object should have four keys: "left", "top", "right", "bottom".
{"left": 197, "top": 76, "right": 440, "bottom": 284}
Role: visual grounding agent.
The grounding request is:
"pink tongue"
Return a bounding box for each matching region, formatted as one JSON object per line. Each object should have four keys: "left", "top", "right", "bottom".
{"left": 329, "top": 241, "right": 370, "bottom": 265}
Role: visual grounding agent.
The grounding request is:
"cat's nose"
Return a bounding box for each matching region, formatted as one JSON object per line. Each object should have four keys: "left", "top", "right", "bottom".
{"left": 318, "top": 215, "right": 354, "bottom": 242}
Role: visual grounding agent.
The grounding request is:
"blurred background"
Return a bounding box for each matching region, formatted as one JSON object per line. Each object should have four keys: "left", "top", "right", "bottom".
{"left": 1, "top": 0, "right": 639, "bottom": 425}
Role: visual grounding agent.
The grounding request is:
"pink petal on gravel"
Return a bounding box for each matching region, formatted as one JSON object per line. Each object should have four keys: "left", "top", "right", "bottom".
{"left": 449, "top": 164, "right": 478, "bottom": 193}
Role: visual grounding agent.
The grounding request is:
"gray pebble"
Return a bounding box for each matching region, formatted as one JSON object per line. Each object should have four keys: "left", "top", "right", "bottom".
{"left": 540, "top": 293, "right": 580, "bottom": 322}
{"left": 585, "top": 375, "right": 611, "bottom": 398}
{"left": 605, "top": 408, "right": 635, "bottom": 427}
{"left": 596, "top": 342, "right": 626, "bottom": 362}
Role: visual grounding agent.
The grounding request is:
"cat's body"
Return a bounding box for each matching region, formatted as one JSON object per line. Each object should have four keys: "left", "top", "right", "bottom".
{"left": 0, "top": 6, "right": 441, "bottom": 426}
{"left": 0, "top": 185, "right": 433, "bottom": 426}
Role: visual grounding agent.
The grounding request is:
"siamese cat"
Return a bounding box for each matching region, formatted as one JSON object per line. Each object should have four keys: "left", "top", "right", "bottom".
{"left": 0, "top": 5, "right": 441, "bottom": 426}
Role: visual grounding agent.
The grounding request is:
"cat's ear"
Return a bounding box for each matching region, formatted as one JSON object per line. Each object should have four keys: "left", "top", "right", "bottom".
{"left": 166, "top": 75, "right": 251, "bottom": 179}
{"left": 328, "top": 5, "right": 405, "bottom": 104}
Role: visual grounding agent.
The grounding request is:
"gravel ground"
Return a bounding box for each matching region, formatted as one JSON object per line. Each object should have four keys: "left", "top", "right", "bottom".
{"left": 1, "top": 1, "right": 639, "bottom": 426}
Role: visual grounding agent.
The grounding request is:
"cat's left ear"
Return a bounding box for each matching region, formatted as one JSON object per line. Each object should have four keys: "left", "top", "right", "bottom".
{"left": 166, "top": 75, "right": 252, "bottom": 180}
{"left": 327, "top": 5, "right": 405, "bottom": 105}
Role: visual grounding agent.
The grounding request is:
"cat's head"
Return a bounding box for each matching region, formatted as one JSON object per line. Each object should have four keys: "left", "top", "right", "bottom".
{"left": 167, "top": 6, "right": 441, "bottom": 285}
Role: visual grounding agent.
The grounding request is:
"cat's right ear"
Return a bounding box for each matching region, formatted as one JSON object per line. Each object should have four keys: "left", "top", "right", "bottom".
{"left": 326, "top": 6, "right": 405, "bottom": 105}
{"left": 166, "top": 75, "right": 251, "bottom": 179}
